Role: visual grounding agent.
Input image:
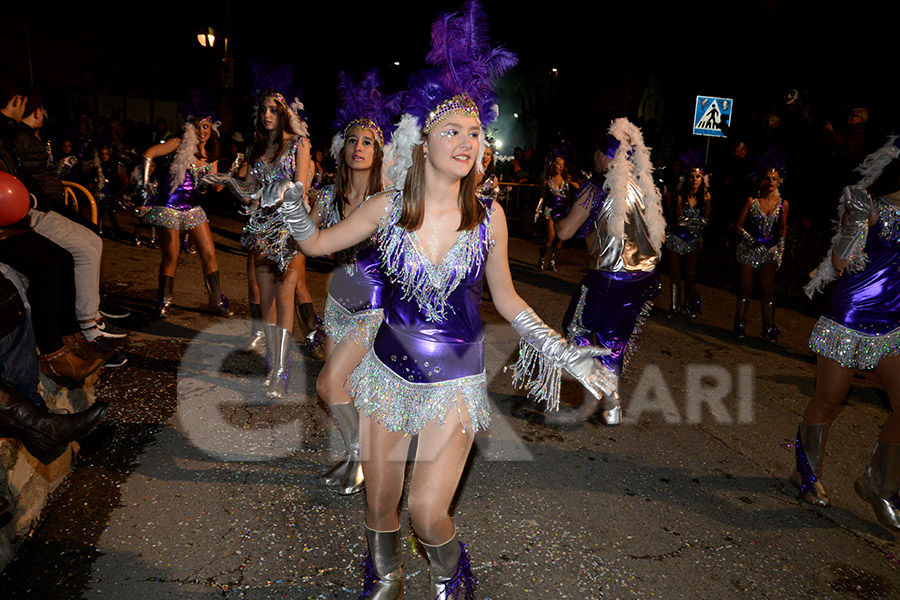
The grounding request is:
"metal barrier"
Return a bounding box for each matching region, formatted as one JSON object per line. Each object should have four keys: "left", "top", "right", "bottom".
{"left": 497, "top": 180, "right": 541, "bottom": 220}
{"left": 61, "top": 180, "right": 99, "bottom": 226}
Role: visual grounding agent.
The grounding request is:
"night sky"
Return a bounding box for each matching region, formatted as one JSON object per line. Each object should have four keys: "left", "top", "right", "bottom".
{"left": 2, "top": 1, "right": 895, "bottom": 154}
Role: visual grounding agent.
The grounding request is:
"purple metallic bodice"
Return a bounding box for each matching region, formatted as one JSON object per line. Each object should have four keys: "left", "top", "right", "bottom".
{"left": 825, "top": 197, "right": 900, "bottom": 335}
{"left": 156, "top": 163, "right": 210, "bottom": 211}
{"left": 373, "top": 192, "right": 494, "bottom": 384}
{"left": 744, "top": 198, "right": 782, "bottom": 249}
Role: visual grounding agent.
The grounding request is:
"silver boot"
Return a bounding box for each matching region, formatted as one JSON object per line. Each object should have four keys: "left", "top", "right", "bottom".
{"left": 421, "top": 532, "right": 476, "bottom": 600}
{"left": 360, "top": 527, "right": 404, "bottom": 600}
{"left": 790, "top": 424, "right": 831, "bottom": 507}
{"left": 266, "top": 327, "right": 293, "bottom": 399}
{"left": 322, "top": 403, "right": 364, "bottom": 495}
{"left": 243, "top": 302, "right": 265, "bottom": 353}
{"left": 262, "top": 323, "right": 277, "bottom": 386}
{"left": 854, "top": 442, "right": 900, "bottom": 531}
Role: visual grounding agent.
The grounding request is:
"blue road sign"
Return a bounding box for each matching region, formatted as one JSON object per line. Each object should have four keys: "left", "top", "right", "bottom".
{"left": 693, "top": 96, "right": 733, "bottom": 138}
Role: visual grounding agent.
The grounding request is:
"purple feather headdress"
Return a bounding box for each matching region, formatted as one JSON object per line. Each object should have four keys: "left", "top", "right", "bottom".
{"left": 405, "top": 0, "right": 517, "bottom": 132}
{"left": 178, "top": 90, "right": 216, "bottom": 123}
{"left": 678, "top": 148, "right": 706, "bottom": 174}
{"left": 249, "top": 60, "right": 307, "bottom": 137}
{"left": 332, "top": 69, "right": 403, "bottom": 147}
{"left": 753, "top": 145, "right": 788, "bottom": 179}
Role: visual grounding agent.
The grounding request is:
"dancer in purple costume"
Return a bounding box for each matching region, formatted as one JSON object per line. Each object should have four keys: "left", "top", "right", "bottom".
{"left": 313, "top": 70, "right": 402, "bottom": 496}
{"left": 733, "top": 148, "right": 789, "bottom": 342}
{"left": 794, "top": 134, "right": 900, "bottom": 532}
{"left": 537, "top": 152, "right": 578, "bottom": 271}
{"left": 267, "top": 3, "right": 613, "bottom": 597}
{"left": 554, "top": 121, "right": 666, "bottom": 425}
{"left": 665, "top": 150, "right": 711, "bottom": 320}
{"left": 138, "top": 94, "right": 232, "bottom": 319}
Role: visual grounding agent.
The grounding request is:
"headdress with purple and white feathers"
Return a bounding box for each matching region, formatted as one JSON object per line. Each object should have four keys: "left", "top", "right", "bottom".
{"left": 330, "top": 69, "right": 403, "bottom": 161}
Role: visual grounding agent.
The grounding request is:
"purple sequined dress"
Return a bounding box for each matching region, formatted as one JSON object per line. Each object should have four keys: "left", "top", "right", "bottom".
{"left": 736, "top": 198, "right": 784, "bottom": 268}
{"left": 809, "top": 191, "right": 900, "bottom": 370}
{"left": 665, "top": 197, "right": 707, "bottom": 255}
{"left": 318, "top": 185, "right": 387, "bottom": 347}
{"left": 543, "top": 179, "right": 570, "bottom": 221}
{"left": 142, "top": 162, "right": 211, "bottom": 230}
{"left": 561, "top": 176, "right": 661, "bottom": 376}
{"left": 348, "top": 191, "right": 494, "bottom": 434}
{"left": 242, "top": 136, "right": 302, "bottom": 271}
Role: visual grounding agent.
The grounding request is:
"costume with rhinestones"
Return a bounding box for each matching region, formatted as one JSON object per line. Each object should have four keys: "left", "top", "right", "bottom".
{"left": 348, "top": 191, "right": 494, "bottom": 434}
{"left": 666, "top": 196, "right": 707, "bottom": 255}
{"left": 562, "top": 175, "right": 662, "bottom": 376}
{"left": 141, "top": 161, "right": 211, "bottom": 230}
{"left": 543, "top": 178, "right": 570, "bottom": 220}
{"left": 807, "top": 186, "right": 900, "bottom": 370}
{"left": 736, "top": 197, "right": 784, "bottom": 268}
{"left": 242, "top": 136, "right": 303, "bottom": 271}
{"left": 318, "top": 185, "right": 387, "bottom": 347}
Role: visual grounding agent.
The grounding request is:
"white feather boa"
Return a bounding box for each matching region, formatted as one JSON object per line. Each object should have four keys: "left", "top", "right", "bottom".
{"left": 856, "top": 134, "right": 899, "bottom": 188}
{"left": 169, "top": 120, "right": 221, "bottom": 194}
{"left": 603, "top": 118, "right": 666, "bottom": 250}
{"left": 385, "top": 114, "right": 422, "bottom": 192}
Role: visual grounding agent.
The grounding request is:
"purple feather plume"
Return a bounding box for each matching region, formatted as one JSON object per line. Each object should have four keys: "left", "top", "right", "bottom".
{"left": 178, "top": 90, "right": 216, "bottom": 121}
{"left": 249, "top": 60, "right": 303, "bottom": 102}
{"left": 333, "top": 69, "right": 404, "bottom": 144}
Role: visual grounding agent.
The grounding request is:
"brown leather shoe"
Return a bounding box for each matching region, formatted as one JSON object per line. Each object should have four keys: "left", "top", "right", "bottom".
{"left": 64, "top": 334, "right": 115, "bottom": 362}
{"left": 39, "top": 344, "right": 104, "bottom": 386}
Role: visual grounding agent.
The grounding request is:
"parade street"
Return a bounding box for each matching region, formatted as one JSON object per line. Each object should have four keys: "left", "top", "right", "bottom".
{"left": 1, "top": 210, "right": 897, "bottom": 600}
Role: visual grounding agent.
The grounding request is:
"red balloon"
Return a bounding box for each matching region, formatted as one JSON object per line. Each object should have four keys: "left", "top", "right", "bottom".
{"left": 0, "top": 171, "right": 30, "bottom": 226}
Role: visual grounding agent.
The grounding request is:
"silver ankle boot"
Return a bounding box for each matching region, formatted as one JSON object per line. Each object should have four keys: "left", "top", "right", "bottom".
{"left": 360, "top": 527, "right": 404, "bottom": 600}
{"left": 854, "top": 442, "right": 900, "bottom": 531}
{"left": 266, "top": 327, "right": 293, "bottom": 399}
{"left": 790, "top": 424, "right": 831, "bottom": 507}
{"left": 421, "top": 532, "right": 476, "bottom": 600}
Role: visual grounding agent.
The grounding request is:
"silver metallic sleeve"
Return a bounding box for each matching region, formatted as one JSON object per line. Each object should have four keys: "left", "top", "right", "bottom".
{"left": 507, "top": 308, "right": 615, "bottom": 411}
{"left": 832, "top": 185, "right": 873, "bottom": 262}
{"left": 273, "top": 181, "right": 316, "bottom": 242}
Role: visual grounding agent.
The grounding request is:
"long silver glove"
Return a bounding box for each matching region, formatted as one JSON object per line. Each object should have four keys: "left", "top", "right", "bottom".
{"left": 202, "top": 173, "right": 255, "bottom": 201}
{"left": 507, "top": 308, "right": 616, "bottom": 411}
{"left": 258, "top": 180, "right": 317, "bottom": 242}
{"left": 141, "top": 157, "right": 152, "bottom": 186}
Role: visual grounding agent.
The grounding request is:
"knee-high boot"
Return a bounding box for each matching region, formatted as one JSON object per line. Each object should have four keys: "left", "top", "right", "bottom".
{"left": 322, "top": 402, "right": 364, "bottom": 495}
{"left": 243, "top": 302, "right": 265, "bottom": 352}
{"left": 790, "top": 424, "right": 831, "bottom": 507}
{"left": 667, "top": 283, "right": 680, "bottom": 319}
{"left": 538, "top": 246, "right": 547, "bottom": 270}
{"left": 266, "top": 327, "right": 292, "bottom": 399}
{"left": 855, "top": 442, "right": 900, "bottom": 531}
{"left": 152, "top": 275, "right": 174, "bottom": 318}
{"left": 296, "top": 302, "right": 326, "bottom": 361}
{"left": 732, "top": 297, "right": 749, "bottom": 338}
{"left": 262, "top": 323, "right": 278, "bottom": 385}
{"left": 421, "top": 531, "right": 477, "bottom": 600}
{"left": 761, "top": 300, "right": 781, "bottom": 342}
{"left": 360, "top": 527, "right": 404, "bottom": 600}
{"left": 548, "top": 248, "right": 559, "bottom": 272}
{"left": 205, "top": 271, "right": 233, "bottom": 317}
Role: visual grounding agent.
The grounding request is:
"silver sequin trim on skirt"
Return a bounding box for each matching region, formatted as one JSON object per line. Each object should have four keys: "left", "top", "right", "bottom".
{"left": 348, "top": 349, "right": 491, "bottom": 434}
{"left": 142, "top": 206, "right": 208, "bottom": 230}
{"left": 809, "top": 316, "right": 900, "bottom": 370}
{"left": 323, "top": 295, "right": 383, "bottom": 348}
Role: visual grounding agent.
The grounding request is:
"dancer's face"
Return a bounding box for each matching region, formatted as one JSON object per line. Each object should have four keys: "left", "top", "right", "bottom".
{"left": 261, "top": 99, "right": 280, "bottom": 131}
{"left": 687, "top": 170, "right": 702, "bottom": 193}
{"left": 424, "top": 115, "right": 481, "bottom": 180}
{"left": 196, "top": 121, "right": 212, "bottom": 143}
{"left": 344, "top": 126, "right": 377, "bottom": 171}
{"left": 762, "top": 170, "right": 780, "bottom": 191}
{"left": 482, "top": 145, "right": 493, "bottom": 169}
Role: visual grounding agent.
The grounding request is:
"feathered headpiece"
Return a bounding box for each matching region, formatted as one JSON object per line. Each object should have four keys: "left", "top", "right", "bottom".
{"left": 170, "top": 91, "right": 221, "bottom": 194}
{"left": 387, "top": 0, "right": 517, "bottom": 189}
{"left": 249, "top": 60, "right": 308, "bottom": 137}
{"left": 602, "top": 118, "right": 666, "bottom": 250}
{"left": 678, "top": 148, "right": 710, "bottom": 190}
{"left": 329, "top": 69, "right": 403, "bottom": 160}
{"left": 753, "top": 145, "right": 788, "bottom": 180}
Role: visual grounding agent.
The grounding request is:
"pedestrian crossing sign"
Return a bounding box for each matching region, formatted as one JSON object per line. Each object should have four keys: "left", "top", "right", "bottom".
{"left": 693, "top": 96, "right": 733, "bottom": 137}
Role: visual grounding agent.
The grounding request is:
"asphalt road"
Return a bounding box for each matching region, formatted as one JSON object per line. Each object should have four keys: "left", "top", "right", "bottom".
{"left": 1, "top": 209, "right": 897, "bottom": 600}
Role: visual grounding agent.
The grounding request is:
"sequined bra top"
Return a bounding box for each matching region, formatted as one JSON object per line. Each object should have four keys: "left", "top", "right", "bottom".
{"left": 249, "top": 136, "right": 302, "bottom": 187}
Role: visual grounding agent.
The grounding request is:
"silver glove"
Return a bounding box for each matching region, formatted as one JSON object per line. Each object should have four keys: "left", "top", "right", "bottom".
{"left": 202, "top": 172, "right": 253, "bottom": 200}
{"left": 832, "top": 185, "right": 872, "bottom": 261}
{"left": 510, "top": 308, "right": 616, "bottom": 400}
{"left": 263, "top": 180, "right": 316, "bottom": 242}
{"left": 140, "top": 157, "right": 152, "bottom": 186}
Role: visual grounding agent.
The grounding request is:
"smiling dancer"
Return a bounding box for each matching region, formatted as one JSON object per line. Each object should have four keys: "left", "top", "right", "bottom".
{"left": 795, "top": 133, "right": 900, "bottom": 532}
{"left": 263, "top": 2, "right": 613, "bottom": 597}
{"left": 314, "top": 70, "right": 402, "bottom": 496}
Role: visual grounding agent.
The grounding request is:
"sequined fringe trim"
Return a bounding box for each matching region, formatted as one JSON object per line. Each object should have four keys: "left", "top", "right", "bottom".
{"left": 809, "top": 316, "right": 900, "bottom": 370}
{"left": 736, "top": 241, "right": 781, "bottom": 269}
{"left": 665, "top": 233, "right": 702, "bottom": 255}
{"left": 242, "top": 207, "right": 298, "bottom": 272}
{"left": 621, "top": 300, "right": 654, "bottom": 377}
{"left": 566, "top": 286, "right": 590, "bottom": 343}
{"left": 441, "top": 542, "right": 477, "bottom": 600}
{"left": 349, "top": 349, "right": 490, "bottom": 434}
{"left": 507, "top": 339, "right": 562, "bottom": 412}
{"left": 142, "top": 206, "right": 208, "bottom": 230}
{"left": 323, "top": 295, "right": 383, "bottom": 348}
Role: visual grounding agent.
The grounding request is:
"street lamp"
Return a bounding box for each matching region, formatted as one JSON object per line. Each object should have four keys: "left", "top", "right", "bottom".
{"left": 197, "top": 27, "right": 216, "bottom": 48}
